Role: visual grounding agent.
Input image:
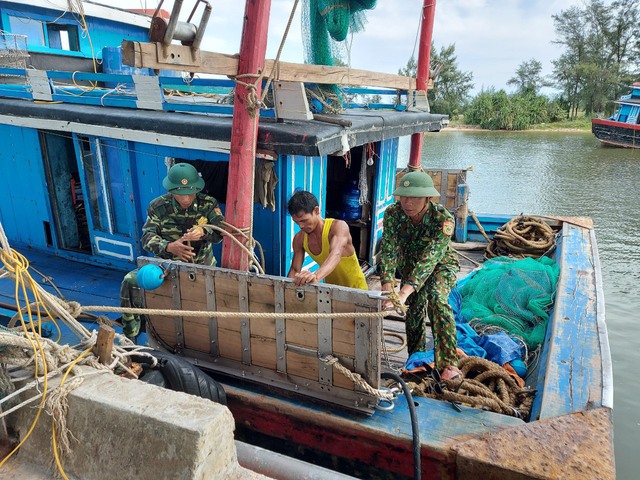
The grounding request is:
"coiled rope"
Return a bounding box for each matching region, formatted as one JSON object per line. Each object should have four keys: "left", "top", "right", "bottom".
{"left": 408, "top": 356, "right": 535, "bottom": 419}
{"left": 485, "top": 215, "right": 556, "bottom": 259}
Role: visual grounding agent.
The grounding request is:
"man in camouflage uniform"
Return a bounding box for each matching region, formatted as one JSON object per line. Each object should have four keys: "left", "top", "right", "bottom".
{"left": 119, "top": 163, "right": 224, "bottom": 340}
{"left": 379, "top": 171, "right": 461, "bottom": 380}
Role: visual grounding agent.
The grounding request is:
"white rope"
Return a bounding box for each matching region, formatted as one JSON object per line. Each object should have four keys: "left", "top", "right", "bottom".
{"left": 80, "top": 305, "right": 384, "bottom": 319}
{"left": 322, "top": 355, "right": 393, "bottom": 400}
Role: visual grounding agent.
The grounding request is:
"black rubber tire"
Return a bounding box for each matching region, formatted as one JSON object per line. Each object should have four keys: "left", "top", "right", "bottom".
{"left": 132, "top": 350, "right": 227, "bottom": 405}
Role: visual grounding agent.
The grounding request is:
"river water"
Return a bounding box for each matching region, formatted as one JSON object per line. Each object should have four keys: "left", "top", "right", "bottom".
{"left": 399, "top": 130, "right": 639, "bottom": 479}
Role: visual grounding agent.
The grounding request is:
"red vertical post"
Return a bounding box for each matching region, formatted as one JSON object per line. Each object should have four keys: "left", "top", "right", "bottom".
{"left": 408, "top": 0, "right": 437, "bottom": 168}
{"left": 222, "top": 0, "right": 272, "bottom": 270}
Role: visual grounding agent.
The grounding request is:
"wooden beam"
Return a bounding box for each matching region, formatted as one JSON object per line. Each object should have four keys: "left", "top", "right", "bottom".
{"left": 94, "top": 324, "right": 115, "bottom": 365}
{"left": 121, "top": 40, "right": 416, "bottom": 91}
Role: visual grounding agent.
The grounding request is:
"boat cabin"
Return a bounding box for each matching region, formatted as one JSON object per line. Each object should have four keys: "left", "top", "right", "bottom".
{"left": 0, "top": 0, "right": 448, "bottom": 277}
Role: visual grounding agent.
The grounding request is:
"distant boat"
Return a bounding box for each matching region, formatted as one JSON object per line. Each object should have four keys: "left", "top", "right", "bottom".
{"left": 592, "top": 82, "right": 640, "bottom": 147}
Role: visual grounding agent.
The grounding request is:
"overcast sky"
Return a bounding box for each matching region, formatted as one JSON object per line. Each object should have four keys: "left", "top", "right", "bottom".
{"left": 98, "top": 0, "right": 589, "bottom": 94}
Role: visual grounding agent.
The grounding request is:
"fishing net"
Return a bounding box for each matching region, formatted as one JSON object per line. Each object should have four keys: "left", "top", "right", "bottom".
{"left": 0, "top": 30, "right": 28, "bottom": 74}
{"left": 301, "top": 0, "right": 377, "bottom": 103}
{"left": 459, "top": 256, "right": 560, "bottom": 350}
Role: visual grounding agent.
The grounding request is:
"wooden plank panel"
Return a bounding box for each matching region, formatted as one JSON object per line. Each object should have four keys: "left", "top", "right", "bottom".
{"left": 333, "top": 334, "right": 356, "bottom": 357}
{"left": 218, "top": 328, "right": 242, "bottom": 362}
{"left": 251, "top": 337, "right": 277, "bottom": 370}
{"left": 248, "top": 282, "right": 276, "bottom": 338}
{"left": 445, "top": 172, "right": 457, "bottom": 209}
{"left": 148, "top": 315, "right": 178, "bottom": 346}
{"left": 286, "top": 350, "right": 318, "bottom": 381}
{"left": 214, "top": 276, "right": 239, "bottom": 310}
{"left": 286, "top": 319, "right": 319, "bottom": 349}
{"left": 248, "top": 282, "right": 276, "bottom": 311}
{"left": 217, "top": 316, "right": 242, "bottom": 332}
{"left": 183, "top": 315, "right": 210, "bottom": 352}
{"left": 146, "top": 291, "right": 174, "bottom": 309}
{"left": 532, "top": 223, "right": 604, "bottom": 420}
{"left": 250, "top": 317, "right": 276, "bottom": 339}
{"left": 179, "top": 270, "right": 208, "bottom": 303}
{"left": 122, "top": 41, "right": 417, "bottom": 90}
{"left": 333, "top": 367, "right": 356, "bottom": 390}
{"left": 284, "top": 287, "right": 318, "bottom": 313}
{"left": 146, "top": 291, "right": 177, "bottom": 346}
{"left": 150, "top": 278, "right": 172, "bottom": 298}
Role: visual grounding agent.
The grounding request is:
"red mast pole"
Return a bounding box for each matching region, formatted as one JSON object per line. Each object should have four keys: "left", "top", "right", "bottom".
{"left": 408, "top": 0, "right": 436, "bottom": 168}
{"left": 222, "top": 0, "right": 272, "bottom": 270}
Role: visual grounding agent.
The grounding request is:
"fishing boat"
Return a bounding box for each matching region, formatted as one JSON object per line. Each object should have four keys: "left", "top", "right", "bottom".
{"left": 0, "top": 1, "right": 614, "bottom": 479}
{"left": 592, "top": 81, "right": 640, "bottom": 148}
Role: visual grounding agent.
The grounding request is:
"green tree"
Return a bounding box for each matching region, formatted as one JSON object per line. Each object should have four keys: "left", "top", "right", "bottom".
{"left": 552, "top": 0, "right": 640, "bottom": 118}
{"left": 428, "top": 43, "right": 474, "bottom": 117}
{"left": 398, "top": 56, "right": 417, "bottom": 77}
{"left": 465, "top": 88, "right": 558, "bottom": 130}
{"left": 398, "top": 44, "right": 474, "bottom": 117}
{"left": 507, "top": 59, "right": 549, "bottom": 95}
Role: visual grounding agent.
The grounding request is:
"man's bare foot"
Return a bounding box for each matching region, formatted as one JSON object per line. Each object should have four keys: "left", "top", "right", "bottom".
{"left": 441, "top": 365, "right": 462, "bottom": 381}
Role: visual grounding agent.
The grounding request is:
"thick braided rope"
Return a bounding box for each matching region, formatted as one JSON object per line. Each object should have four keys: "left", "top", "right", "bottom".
{"left": 322, "top": 355, "right": 394, "bottom": 400}
{"left": 80, "top": 305, "right": 385, "bottom": 319}
{"left": 414, "top": 356, "right": 535, "bottom": 418}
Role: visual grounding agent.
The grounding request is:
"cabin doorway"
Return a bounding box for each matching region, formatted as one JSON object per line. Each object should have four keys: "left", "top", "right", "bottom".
{"left": 40, "top": 131, "right": 140, "bottom": 264}
{"left": 326, "top": 144, "right": 375, "bottom": 271}
{"left": 40, "top": 131, "right": 90, "bottom": 253}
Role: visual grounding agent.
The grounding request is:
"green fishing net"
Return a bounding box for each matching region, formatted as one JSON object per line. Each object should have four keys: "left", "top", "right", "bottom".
{"left": 301, "top": 0, "right": 377, "bottom": 102}
{"left": 460, "top": 256, "right": 560, "bottom": 350}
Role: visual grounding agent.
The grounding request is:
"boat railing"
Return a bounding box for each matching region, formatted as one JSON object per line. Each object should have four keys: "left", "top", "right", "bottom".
{"left": 0, "top": 65, "right": 411, "bottom": 117}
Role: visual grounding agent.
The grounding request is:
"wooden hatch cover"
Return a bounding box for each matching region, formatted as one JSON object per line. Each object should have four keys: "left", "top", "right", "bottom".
{"left": 139, "top": 257, "right": 384, "bottom": 414}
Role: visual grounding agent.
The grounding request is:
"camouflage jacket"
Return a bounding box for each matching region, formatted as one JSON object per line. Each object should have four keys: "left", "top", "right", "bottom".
{"left": 378, "top": 201, "right": 458, "bottom": 290}
{"left": 141, "top": 193, "right": 224, "bottom": 265}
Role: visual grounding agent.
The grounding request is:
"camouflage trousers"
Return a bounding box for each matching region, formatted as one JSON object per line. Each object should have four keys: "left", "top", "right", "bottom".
{"left": 404, "top": 263, "right": 459, "bottom": 370}
{"left": 119, "top": 269, "right": 146, "bottom": 339}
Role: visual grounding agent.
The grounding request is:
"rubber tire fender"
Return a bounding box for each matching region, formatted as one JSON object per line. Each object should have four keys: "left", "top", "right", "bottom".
{"left": 134, "top": 349, "right": 227, "bottom": 405}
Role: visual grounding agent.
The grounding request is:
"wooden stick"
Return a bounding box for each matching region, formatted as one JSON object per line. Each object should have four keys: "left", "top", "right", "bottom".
{"left": 95, "top": 325, "right": 115, "bottom": 365}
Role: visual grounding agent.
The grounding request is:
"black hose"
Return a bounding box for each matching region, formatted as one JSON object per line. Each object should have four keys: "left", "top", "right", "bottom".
{"left": 381, "top": 372, "right": 420, "bottom": 480}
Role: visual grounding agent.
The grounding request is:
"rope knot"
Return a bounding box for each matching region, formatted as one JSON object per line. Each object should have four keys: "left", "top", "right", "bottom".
{"left": 65, "top": 301, "right": 82, "bottom": 318}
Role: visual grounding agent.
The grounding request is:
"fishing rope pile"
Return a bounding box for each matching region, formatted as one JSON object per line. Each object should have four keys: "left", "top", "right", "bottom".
{"left": 0, "top": 221, "right": 151, "bottom": 477}
{"left": 407, "top": 356, "right": 536, "bottom": 419}
{"left": 484, "top": 215, "right": 556, "bottom": 259}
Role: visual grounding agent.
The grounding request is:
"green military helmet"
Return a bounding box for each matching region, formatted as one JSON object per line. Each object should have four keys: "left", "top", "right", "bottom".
{"left": 162, "top": 163, "right": 205, "bottom": 195}
{"left": 392, "top": 171, "right": 440, "bottom": 197}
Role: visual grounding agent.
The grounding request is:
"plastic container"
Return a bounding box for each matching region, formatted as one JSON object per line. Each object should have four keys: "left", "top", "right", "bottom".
{"left": 342, "top": 180, "right": 362, "bottom": 221}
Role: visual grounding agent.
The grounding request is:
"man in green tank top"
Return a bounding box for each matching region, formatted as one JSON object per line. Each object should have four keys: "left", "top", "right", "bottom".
{"left": 287, "top": 191, "right": 367, "bottom": 290}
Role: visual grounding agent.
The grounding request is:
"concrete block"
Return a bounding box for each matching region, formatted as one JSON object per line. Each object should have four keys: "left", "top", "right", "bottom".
{"left": 8, "top": 367, "right": 263, "bottom": 480}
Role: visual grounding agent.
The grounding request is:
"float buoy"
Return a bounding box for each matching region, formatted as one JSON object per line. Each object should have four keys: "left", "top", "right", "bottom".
{"left": 137, "top": 264, "right": 165, "bottom": 290}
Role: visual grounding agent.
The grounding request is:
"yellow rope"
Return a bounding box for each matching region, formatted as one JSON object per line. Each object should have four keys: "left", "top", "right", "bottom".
{"left": 384, "top": 290, "right": 408, "bottom": 313}
{"left": 0, "top": 248, "right": 50, "bottom": 468}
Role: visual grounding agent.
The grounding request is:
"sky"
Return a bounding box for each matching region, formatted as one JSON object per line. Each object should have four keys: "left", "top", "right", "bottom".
{"left": 96, "top": 0, "right": 588, "bottom": 94}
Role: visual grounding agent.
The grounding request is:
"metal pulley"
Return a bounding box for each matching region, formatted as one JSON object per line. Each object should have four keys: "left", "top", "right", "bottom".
{"left": 149, "top": 0, "right": 212, "bottom": 49}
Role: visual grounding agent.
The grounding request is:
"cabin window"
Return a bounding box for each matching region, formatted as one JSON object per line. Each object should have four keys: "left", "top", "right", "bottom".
{"left": 46, "top": 23, "right": 80, "bottom": 51}
{"left": 8, "top": 15, "right": 45, "bottom": 47}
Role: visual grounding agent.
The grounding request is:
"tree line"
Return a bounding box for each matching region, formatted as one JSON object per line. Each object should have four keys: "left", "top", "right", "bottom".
{"left": 397, "top": 0, "right": 640, "bottom": 130}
